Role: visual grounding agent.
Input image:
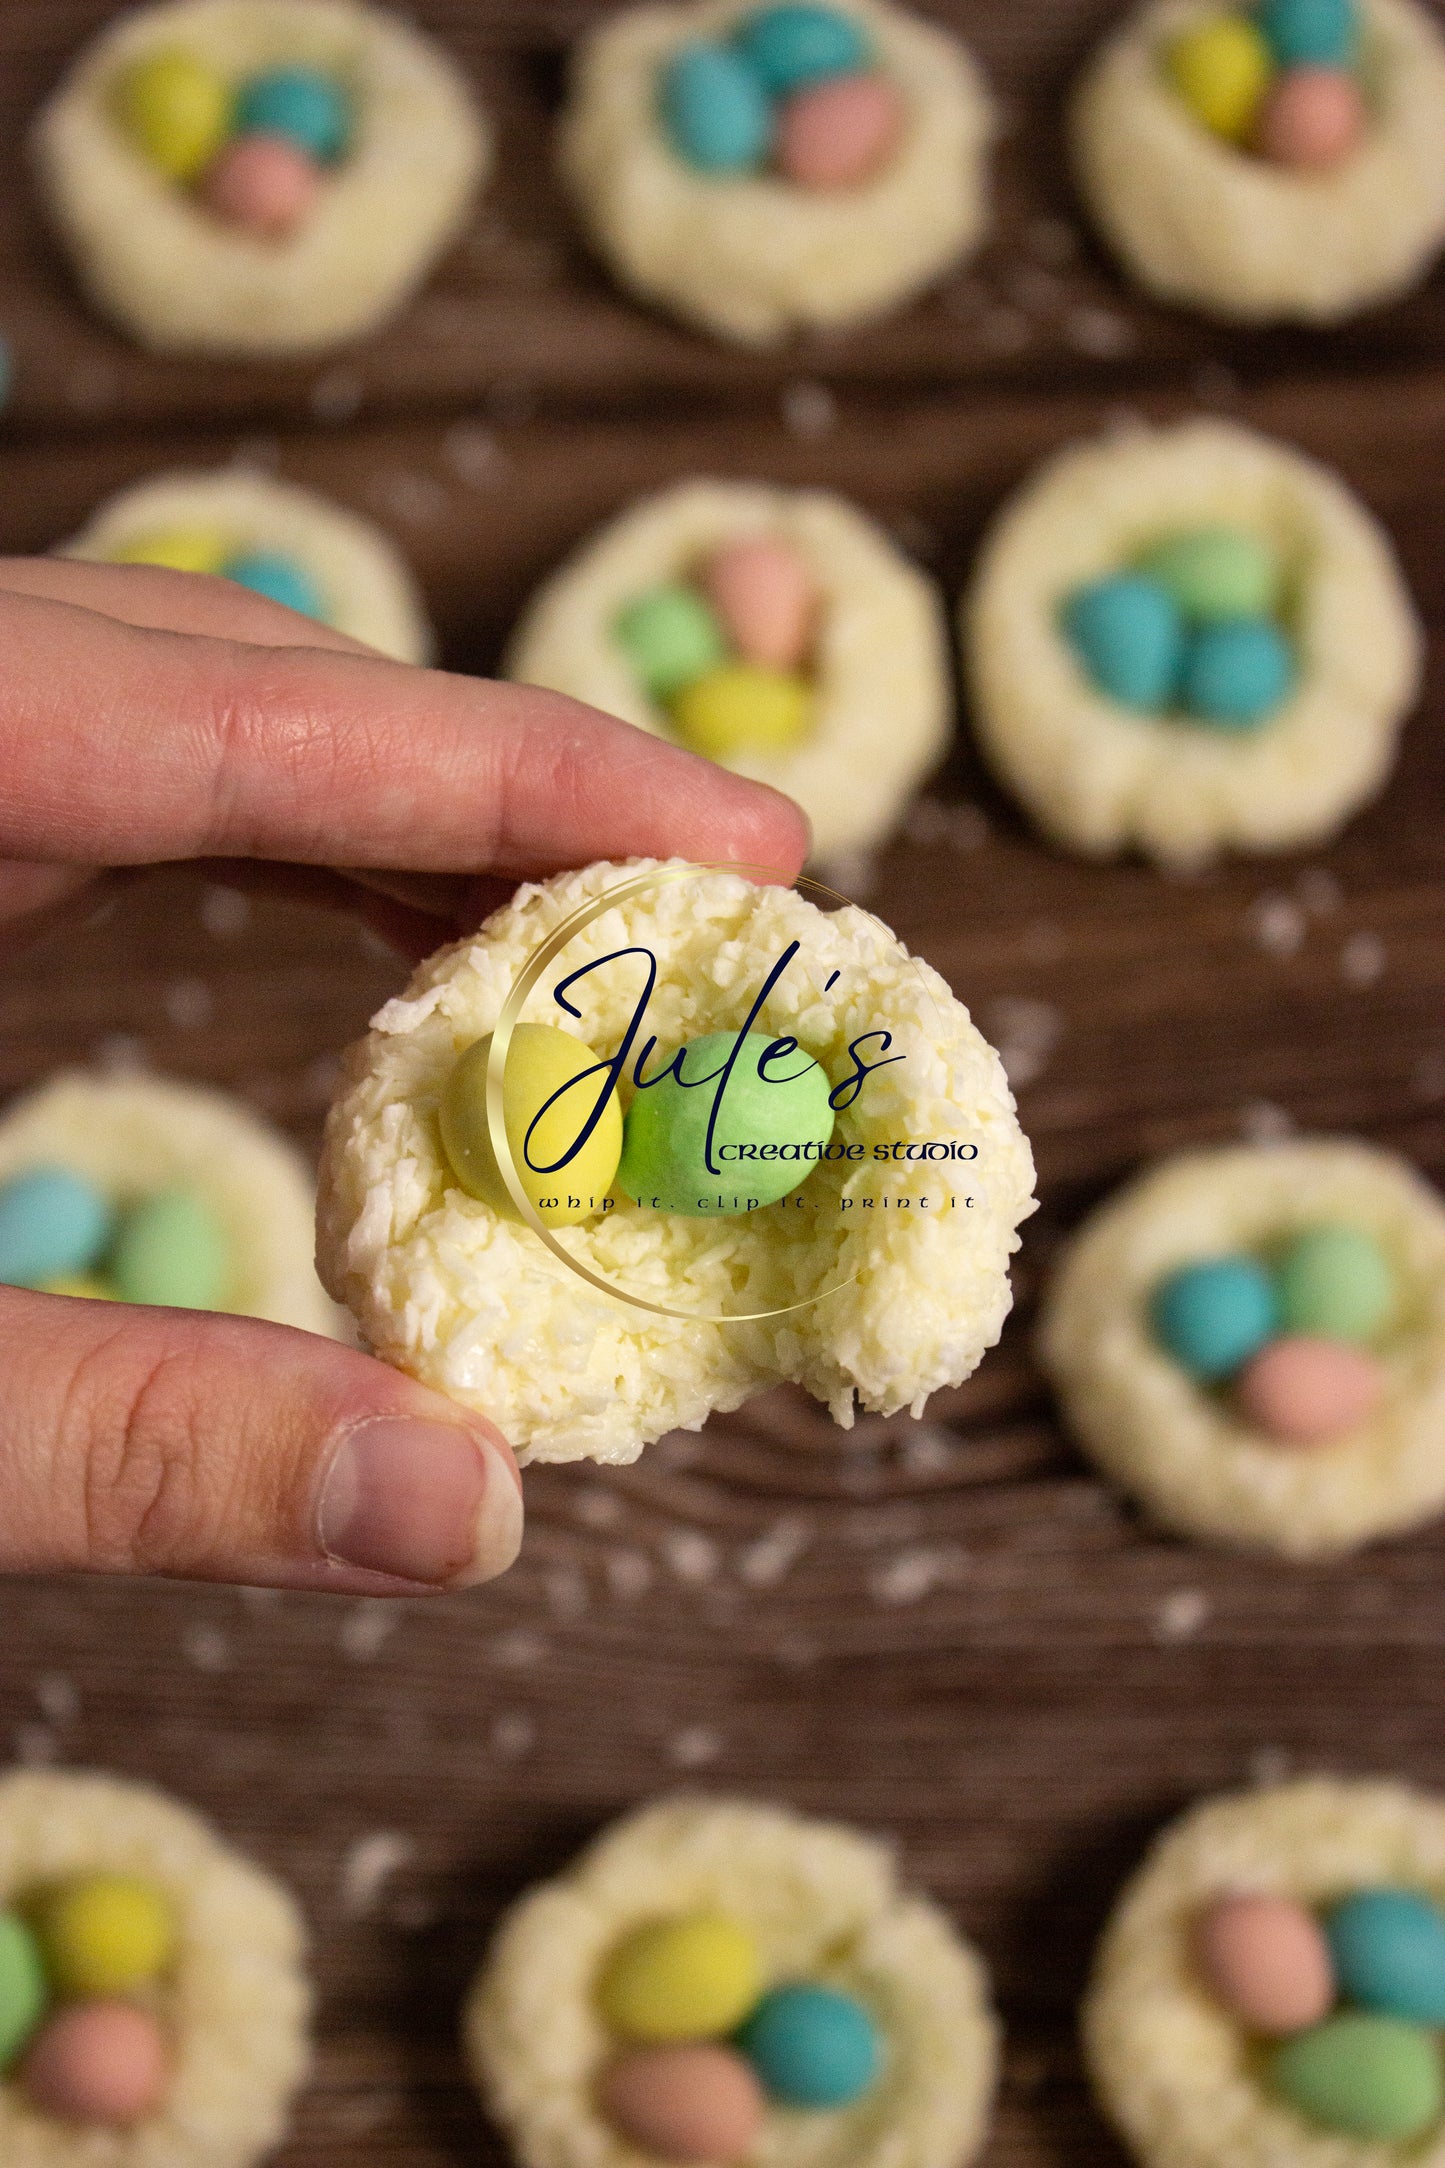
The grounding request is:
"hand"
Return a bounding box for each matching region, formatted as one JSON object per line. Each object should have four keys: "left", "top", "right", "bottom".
{"left": 0, "top": 557, "right": 808, "bottom": 1597}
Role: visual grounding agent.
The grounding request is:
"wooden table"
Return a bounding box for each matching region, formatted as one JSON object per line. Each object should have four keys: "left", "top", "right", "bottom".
{"left": 1, "top": 0, "right": 1444, "bottom": 2159}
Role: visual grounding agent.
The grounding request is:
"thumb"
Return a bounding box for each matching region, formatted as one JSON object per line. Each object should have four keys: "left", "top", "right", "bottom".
{"left": 0, "top": 1291, "right": 523, "bottom": 1593}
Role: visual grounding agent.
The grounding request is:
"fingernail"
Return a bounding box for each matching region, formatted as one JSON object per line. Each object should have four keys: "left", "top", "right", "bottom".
{"left": 316, "top": 1416, "right": 523, "bottom": 1588}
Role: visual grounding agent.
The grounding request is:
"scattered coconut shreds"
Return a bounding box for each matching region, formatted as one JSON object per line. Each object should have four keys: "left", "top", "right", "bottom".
{"left": 782, "top": 379, "right": 838, "bottom": 441}
{"left": 814, "top": 847, "right": 878, "bottom": 904}
{"left": 444, "top": 420, "right": 508, "bottom": 488}
{"left": 491, "top": 1628, "right": 547, "bottom": 1668}
{"left": 201, "top": 884, "right": 251, "bottom": 939}
{"left": 34, "top": 1674, "right": 79, "bottom": 1726}
{"left": 575, "top": 1485, "right": 623, "bottom": 1530}
{"left": 869, "top": 1543, "right": 967, "bottom": 1606}
{"left": 606, "top": 1549, "right": 654, "bottom": 1601}
{"left": 13, "top": 1725, "right": 58, "bottom": 1768}
{"left": 340, "top": 1602, "right": 401, "bottom": 1661}
{"left": 667, "top": 1725, "right": 723, "bottom": 1770}
{"left": 1248, "top": 893, "right": 1307, "bottom": 960}
{"left": 368, "top": 469, "right": 449, "bottom": 529}
{"left": 340, "top": 1830, "right": 415, "bottom": 1920}
{"left": 1296, "top": 867, "right": 1342, "bottom": 918}
{"left": 989, "top": 995, "right": 1064, "bottom": 1091}
{"left": 1249, "top": 1744, "right": 1293, "bottom": 1788}
{"left": 310, "top": 367, "right": 364, "bottom": 423}
{"left": 663, "top": 1530, "right": 720, "bottom": 1585}
{"left": 736, "top": 1516, "right": 814, "bottom": 1589}
{"left": 1064, "top": 304, "right": 1134, "bottom": 358}
{"left": 164, "top": 977, "right": 215, "bottom": 1031}
{"left": 896, "top": 1423, "right": 957, "bottom": 1475}
{"left": 1153, "top": 1588, "right": 1210, "bottom": 1644}
{"left": 655, "top": 1432, "right": 707, "bottom": 1470}
{"left": 772, "top": 1634, "right": 820, "bottom": 1670}
{"left": 1341, "top": 931, "right": 1386, "bottom": 988}
{"left": 546, "top": 1565, "right": 589, "bottom": 1621}
{"left": 491, "top": 1713, "right": 536, "bottom": 1760}
{"left": 1413, "top": 1053, "right": 1445, "bottom": 1102}
{"left": 1240, "top": 1100, "right": 1295, "bottom": 1145}
{"left": 182, "top": 1622, "right": 231, "bottom": 1673}
{"left": 94, "top": 1032, "right": 148, "bottom": 1076}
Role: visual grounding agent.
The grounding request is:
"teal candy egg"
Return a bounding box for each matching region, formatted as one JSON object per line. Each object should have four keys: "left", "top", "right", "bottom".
{"left": 1151, "top": 1256, "right": 1278, "bottom": 1380}
{"left": 733, "top": 4, "right": 872, "bottom": 93}
{"left": 615, "top": 584, "right": 728, "bottom": 700}
{"left": 737, "top": 1984, "right": 881, "bottom": 2108}
{"left": 1325, "top": 1890, "right": 1445, "bottom": 2023}
{"left": 111, "top": 1190, "right": 230, "bottom": 1310}
{"left": 223, "top": 550, "right": 327, "bottom": 621}
{"left": 1181, "top": 618, "right": 1295, "bottom": 728}
{"left": 236, "top": 66, "right": 353, "bottom": 161}
{"left": 660, "top": 43, "right": 773, "bottom": 172}
{"left": 1276, "top": 1225, "right": 1394, "bottom": 1344}
{"left": 0, "top": 1167, "right": 113, "bottom": 1288}
{"left": 1258, "top": 0, "right": 1358, "bottom": 67}
{"left": 1061, "top": 576, "right": 1184, "bottom": 711}
{"left": 0, "top": 1910, "right": 47, "bottom": 2072}
{"left": 1272, "top": 2012, "right": 1443, "bottom": 2141}
{"left": 1136, "top": 527, "right": 1282, "bottom": 625}
{"left": 618, "top": 1030, "right": 835, "bottom": 1217}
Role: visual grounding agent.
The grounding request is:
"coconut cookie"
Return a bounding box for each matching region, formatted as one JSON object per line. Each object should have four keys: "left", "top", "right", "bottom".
{"left": 506, "top": 481, "right": 951, "bottom": 862}
{"left": 1085, "top": 1777, "right": 1445, "bottom": 2168}
{"left": 558, "top": 0, "right": 993, "bottom": 344}
{"left": 65, "top": 469, "right": 433, "bottom": 665}
{"left": 1037, "top": 1137, "right": 1445, "bottom": 1559}
{"left": 317, "top": 857, "right": 1035, "bottom": 1464}
{"left": 0, "top": 1070, "right": 345, "bottom": 1337}
{"left": 1072, "top": 0, "right": 1445, "bottom": 323}
{"left": 964, "top": 418, "right": 1421, "bottom": 870}
{"left": 32, "top": 0, "right": 489, "bottom": 357}
{"left": 466, "top": 1796, "right": 998, "bottom": 2168}
{"left": 0, "top": 1768, "right": 309, "bottom": 2165}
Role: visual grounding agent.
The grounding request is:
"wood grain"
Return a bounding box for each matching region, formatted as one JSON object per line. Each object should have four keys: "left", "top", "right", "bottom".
{"left": 1, "top": 0, "right": 1444, "bottom": 2161}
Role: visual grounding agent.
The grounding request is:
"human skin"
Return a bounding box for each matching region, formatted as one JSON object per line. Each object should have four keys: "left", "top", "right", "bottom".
{"left": 0, "top": 557, "right": 807, "bottom": 1597}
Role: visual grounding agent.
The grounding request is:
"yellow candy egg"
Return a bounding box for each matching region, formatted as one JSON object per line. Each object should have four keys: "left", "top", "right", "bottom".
{"left": 37, "top": 1275, "right": 117, "bottom": 1300}
{"left": 597, "top": 1915, "right": 763, "bottom": 2043}
{"left": 1166, "top": 14, "right": 1274, "bottom": 141}
{"left": 35, "top": 1876, "right": 175, "bottom": 1999}
{"left": 109, "top": 527, "right": 232, "bottom": 575}
{"left": 439, "top": 1023, "right": 622, "bottom": 1230}
{"left": 114, "top": 50, "right": 234, "bottom": 182}
{"left": 668, "top": 664, "right": 816, "bottom": 761}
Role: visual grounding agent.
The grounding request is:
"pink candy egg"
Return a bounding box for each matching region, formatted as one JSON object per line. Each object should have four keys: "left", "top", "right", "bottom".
{"left": 599, "top": 2043, "right": 765, "bottom": 2164}
{"left": 776, "top": 72, "right": 905, "bottom": 190}
{"left": 1254, "top": 66, "right": 1365, "bottom": 169}
{"left": 703, "top": 536, "right": 817, "bottom": 670}
{"left": 1236, "top": 1334, "right": 1385, "bottom": 1445}
{"left": 1194, "top": 1892, "right": 1335, "bottom": 2033}
{"left": 201, "top": 132, "right": 322, "bottom": 236}
{"left": 22, "top": 2001, "right": 169, "bottom": 2126}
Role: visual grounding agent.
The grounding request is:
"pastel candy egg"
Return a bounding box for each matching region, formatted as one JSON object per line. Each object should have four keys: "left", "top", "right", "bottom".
{"left": 222, "top": 549, "right": 327, "bottom": 620}
{"left": 202, "top": 133, "right": 322, "bottom": 237}
{"left": 1272, "top": 2012, "right": 1444, "bottom": 2141}
{"left": 702, "top": 536, "right": 817, "bottom": 670}
{"left": 115, "top": 49, "right": 232, "bottom": 181}
{"left": 776, "top": 72, "right": 905, "bottom": 189}
{"left": 21, "top": 2001, "right": 168, "bottom": 2127}
{"left": 0, "top": 1911, "right": 47, "bottom": 2073}
{"left": 1255, "top": 65, "right": 1365, "bottom": 168}
{"left": 35, "top": 1875, "right": 175, "bottom": 1999}
{"left": 110, "top": 1190, "right": 229, "bottom": 1310}
{"left": 660, "top": 43, "right": 774, "bottom": 173}
{"left": 109, "top": 526, "right": 232, "bottom": 575}
{"left": 1258, "top": 0, "right": 1359, "bottom": 68}
{"left": 1325, "top": 1890, "right": 1445, "bottom": 2023}
{"left": 439, "top": 1024, "right": 622, "bottom": 1230}
{"left": 1061, "top": 575, "right": 1184, "bottom": 711}
{"left": 615, "top": 584, "right": 728, "bottom": 701}
{"left": 669, "top": 664, "right": 815, "bottom": 759}
{"left": 733, "top": 3, "right": 872, "bottom": 93}
{"left": 1150, "top": 1255, "right": 1278, "bottom": 1380}
{"left": 236, "top": 66, "right": 353, "bottom": 163}
{"left": 597, "top": 1915, "right": 762, "bottom": 2042}
{"left": 1167, "top": 14, "right": 1274, "bottom": 141}
{"left": 599, "top": 2044, "right": 766, "bottom": 2163}
{"left": 0, "top": 1167, "right": 113, "bottom": 1289}
{"left": 737, "top": 1983, "right": 881, "bottom": 2108}
{"left": 1194, "top": 1894, "right": 1335, "bottom": 2033}
{"left": 1235, "top": 1335, "right": 1385, "bottom": 1444}
{"left": 1180, "top": 617, "right": 1295, "bottom": 728}
{"left": 1135, "top": 527, "right": 1282, "bottom": 625}
{"left": 1276, "top": 1224, "right": 1394, "bottom": 1343}
{"left": 618, "top": 1029, "right": 835, "bottom": 1216}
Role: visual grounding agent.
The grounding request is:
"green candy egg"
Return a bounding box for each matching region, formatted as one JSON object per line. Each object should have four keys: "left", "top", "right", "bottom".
{"left": 615, "top": 585, "right": 728, "bottom": 702}
{"left": 1272, "top": 2013, "right": 1444, "bottom": 2142}
{"left": 1276, "top": 1224, "right": 1395, "bottom": 1344}
{"left": 111, "top": 1189, "right": 229, "bottom": 1309}
{"left": 1136, "top": 526, "right": 1282, "bottom": 625}
{"left": 439, "top": 1024, "right": 622, "bottom": 1230}
{"left": 618, "top": 1030, "right": 834, "bottom": 1217}
{"left": 0, "top": 1909, "right": 47, "bottom": 2073}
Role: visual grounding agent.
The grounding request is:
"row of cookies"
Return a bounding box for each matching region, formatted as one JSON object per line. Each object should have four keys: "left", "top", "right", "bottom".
{"left": 60, "top": 412, "right": 1425, "bottom": 871}
{"left": 30, "top": 0, "right": 1445, "bottom": 356}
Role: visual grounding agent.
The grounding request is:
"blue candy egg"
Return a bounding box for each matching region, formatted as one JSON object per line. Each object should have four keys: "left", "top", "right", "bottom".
{"left": 1151, "top": 1256, "right": 1279, "bottom": 1381}
{"left": 222, "top": 551, "right": 327, "bottom": 621}
{"left": 733, "top": 4, "right": 872, "bottom": 94}
{"left": 236, "top": 66, "right": 353, "bottom": 162}
{"left": 0, "top": 1167, "right": 114, "bottom": 1288}
{"left": 1060, "top": 575, "right": 1184, "bottom": 711}
{"left": 1326, "top": 1890, "right": 1445, "bottom": 2024}
{"left": 1258, "top": 0, "right": 1358, "bottom": 68}
{"left": 660, "top": 42, "right": 773, "bottom": 172}
{"left": 737, "top": 1983, "right": 881, "bottom": 2108}
{"left": 1181, "top": 617, "right": 1295, "bottom": 729}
